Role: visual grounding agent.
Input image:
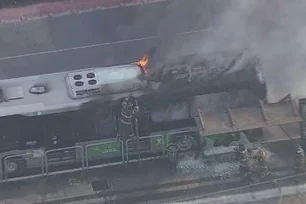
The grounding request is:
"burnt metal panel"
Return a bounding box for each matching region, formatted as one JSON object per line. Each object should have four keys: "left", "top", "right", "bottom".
{"left": 299, "top": 98, "right": 306, "bottom": 138}
{"left": 197, "top": 110, "right": 233, "bottom": 136}
{"left": 197, "top": 98, "right": 302, "bottom": 137}
{"left": 91, "top": 179, "right": 109, "bottom": 191}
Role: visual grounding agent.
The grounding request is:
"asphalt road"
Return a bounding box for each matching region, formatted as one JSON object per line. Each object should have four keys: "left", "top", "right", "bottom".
{"left": 0, "top": 0, "right": 229, "bottom": 79}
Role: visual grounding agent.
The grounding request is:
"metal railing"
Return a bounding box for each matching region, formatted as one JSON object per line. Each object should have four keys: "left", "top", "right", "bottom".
{"left": 85, "top": 140, "right": 124, "bottom": 169}
{"left": 0, "top": 135, "right": 168, "bottom": 182}
{"left": 0, "top": 156, "right": 2, "bottom": 181}
{"left": 45, "top": 146, "right": 84, "bottom": 175}
{"left": 177, "top": 172, "right": 306, "bottom": 204}
{"left": 166, "top": 129, "right": 197, "bottom": 140}
{"left": 166, "top": 128, "right": 196, "bottom": 141}
{"left": 3, "top": 152, "right": 44, "bottom": 181}
{"left": 125, "top": 134, "right": 165, "bottom": 162}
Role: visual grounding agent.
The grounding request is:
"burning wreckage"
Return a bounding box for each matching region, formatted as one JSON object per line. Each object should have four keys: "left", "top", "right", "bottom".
{"left": 0, "top": 50, "right": 302, "bottom": 180}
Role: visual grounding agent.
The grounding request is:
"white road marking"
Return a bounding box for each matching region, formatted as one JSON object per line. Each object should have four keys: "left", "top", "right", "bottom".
{"left": 177, "top": 28, "right": 213, "bottom": 35}
{"left": 0, "top": 36, "right": 157, "bottom": 61}
{"left": 0, "top": 28, "right": 212, "bottom": 61}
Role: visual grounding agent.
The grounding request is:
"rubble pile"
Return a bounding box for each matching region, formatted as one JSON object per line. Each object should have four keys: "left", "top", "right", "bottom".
{"left": 176, "top": 153, "right": 239, "bottom": 178}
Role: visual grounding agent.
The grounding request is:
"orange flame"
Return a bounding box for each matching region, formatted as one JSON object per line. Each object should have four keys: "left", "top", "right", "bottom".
{"left": 133, "top": 53, "right": 149, "bottom": 74}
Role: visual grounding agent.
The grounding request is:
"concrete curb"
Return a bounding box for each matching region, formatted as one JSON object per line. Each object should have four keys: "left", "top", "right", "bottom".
{"left": 0, "top": 0, "right": 170, "bottom": 24}
{"left": 180, "top": 182, "right": 306, "bottom": 204}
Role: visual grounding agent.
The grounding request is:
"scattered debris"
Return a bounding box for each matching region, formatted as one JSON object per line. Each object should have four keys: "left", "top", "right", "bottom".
{"left": 176, "top": 145, "right": 285, "bottom": 179}
{"left": 68, "top": 177, "right": 81, "bottom": 186}
{"left": 204, "top": 146, "right": 235, "bottom": 156}
{"left": 176, "top": 154, "right": 239, "bottom": 178}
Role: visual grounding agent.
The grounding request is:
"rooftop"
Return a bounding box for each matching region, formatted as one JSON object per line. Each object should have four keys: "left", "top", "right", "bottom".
{"left": 196, "top": 96, "right": 302, "bottom": 137}
{"left": 0, "top": 64, "right": 146, "bottom": 117}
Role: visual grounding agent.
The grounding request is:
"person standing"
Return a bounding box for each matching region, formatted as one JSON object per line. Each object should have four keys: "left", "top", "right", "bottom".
{"left": 235, "top": 144, "right": 251, "bottom": 181}
{"left": 295, "top": 145, "right": 306, "bottom": 173}
{"left": 256, "top": 149, "right": 269, "bottom": 178}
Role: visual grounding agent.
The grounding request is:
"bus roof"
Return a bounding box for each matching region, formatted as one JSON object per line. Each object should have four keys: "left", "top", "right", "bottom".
{"left": 0, "top": 64, "right": 145, "bottom": 117}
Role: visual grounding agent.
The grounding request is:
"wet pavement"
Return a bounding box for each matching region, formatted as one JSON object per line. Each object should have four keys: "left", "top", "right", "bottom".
{"left": 0, "top": 0, "right": 222, "bottom": 79}
{"left": 0, "top": 137, "right": 301, "bottom": 204}
{"left": 248, "top": 194, "right": 306, "bottom": 204}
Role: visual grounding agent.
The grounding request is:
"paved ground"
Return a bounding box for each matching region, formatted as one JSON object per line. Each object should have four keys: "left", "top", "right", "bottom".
{"left": 0, "top": 1, "right": 304, "bottom": 203}
{"left": 0, "top": 0, "right": 168, "bottom": 22}
{"left": 0, "top": 0, "right": 225, "bottom": 79}
{"left": 249, "top": 195, "right": 306, "bottom": 204}
{"left": 0, "top": 30, "right": 214, "bottom": 79}
{"left": 247, "top": 191, "right": 306, "bottom": 204}
{"left": 0, "top": 135, "right": 300, "bottom": 204}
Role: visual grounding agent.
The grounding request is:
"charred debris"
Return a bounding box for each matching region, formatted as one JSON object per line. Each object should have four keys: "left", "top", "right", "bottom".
{"left": 135, "top": 49, "right": 266, "bottom": 104}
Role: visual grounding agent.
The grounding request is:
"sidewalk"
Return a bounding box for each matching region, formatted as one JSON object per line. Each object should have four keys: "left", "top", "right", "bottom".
{"left": 0, "top": 0, "right": 169, "bottom": 23}
{"left": 0, "top": 157, "right": 237, "bottom": 204}
{"left": 0, "top": 138, "right": 299, "bottom": 204}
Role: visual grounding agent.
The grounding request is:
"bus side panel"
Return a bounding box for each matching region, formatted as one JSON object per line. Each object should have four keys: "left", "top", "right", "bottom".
{"left": 150, "top": 136, "right": 164, "bottom": 153}
{"left": 86, "top": 142, "right": 122, "bottom": 160}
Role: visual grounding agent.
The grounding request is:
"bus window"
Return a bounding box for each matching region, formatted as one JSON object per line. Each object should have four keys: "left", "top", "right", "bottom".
{"left": 44, "top": 114, "right": 75, "bottom": 150}
{"left": 149, "top": 101, "right": 194, "bottom": 131}
{"left": 94, "top": 105, "right": 111, "bottom": 120}
{"left": 0, "top": 116, "right": 21, "bottom": 153}
{"left": 150, "top": 101, "right": 190, "bottom": 123}
{"left": 92, "top": 106, "right": 115, "bottom": 138}
{"left": 18, "top": 116, "right": 45, "bottom": 150}
{"left": 75, "top": 105, "right": 116, "bottom": 142}
{"left": 74, "top": 111, "right": 97, "bottom": 142}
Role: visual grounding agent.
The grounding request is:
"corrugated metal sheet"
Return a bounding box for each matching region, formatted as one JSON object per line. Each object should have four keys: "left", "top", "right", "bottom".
{"left": 197, "top": 97, "right": 302, "bottom": 137}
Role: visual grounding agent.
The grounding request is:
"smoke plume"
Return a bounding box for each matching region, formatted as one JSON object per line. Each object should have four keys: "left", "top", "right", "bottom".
{"left": 206, "top": 0, "right": 306, "bottom": 103}
{"left": 151, "top": 0, "right": 306, "bottom": 103}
